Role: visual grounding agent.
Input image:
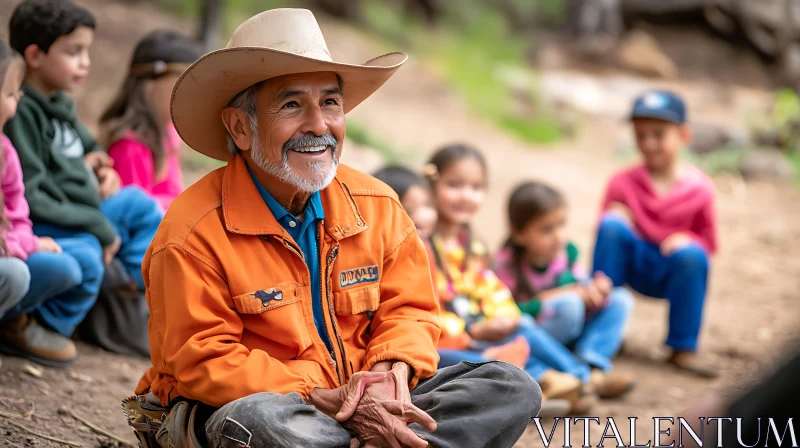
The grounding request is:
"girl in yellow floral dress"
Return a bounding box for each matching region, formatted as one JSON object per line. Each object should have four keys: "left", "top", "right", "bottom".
{"left": 426, "top": 144, "right": 600, "bottom": 413}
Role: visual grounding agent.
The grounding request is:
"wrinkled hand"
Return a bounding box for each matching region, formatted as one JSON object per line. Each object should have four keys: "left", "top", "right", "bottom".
{"left": 338, "top": 363, "right": 436, "bottom": 448}
{"left": 97, "top": 166, "right": 122, "bottom": 199}
{"left": 84, "top": 152, "right": 112, "bottom": 171}
{"left": 608, "top": 202, "right": 633, "bottom": 225}
{"left": 36, "top": 236, "right": 62, "bottom": 253}
{"left": 103, "top": 237, "right": 121, "bottom": 266}
{"left": 308, "top": 370, "right": 388, "bottom": 419}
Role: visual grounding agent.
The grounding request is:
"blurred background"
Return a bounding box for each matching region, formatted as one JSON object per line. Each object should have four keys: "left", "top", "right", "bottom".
{"left": 0, "top": 1, "right": 799, "bottom": 447}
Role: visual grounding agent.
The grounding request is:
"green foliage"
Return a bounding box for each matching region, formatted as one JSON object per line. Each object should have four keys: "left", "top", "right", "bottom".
{"left": 771, "top": 88, "right": 800, "bottom": 153}
{"left": 684, "top": 146, "right": 746, "bottom": 176}
{"left": 364, "top": 0, "right": 564, "bottom": 144}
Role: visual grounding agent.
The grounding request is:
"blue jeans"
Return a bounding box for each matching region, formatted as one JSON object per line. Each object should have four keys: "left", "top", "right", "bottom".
{"left": 592, "top": 215, "right": 709, "bottom": 351}
{"left": 537, "top": 287, "right": 633, "bottom": 371}
{"left": 2, "top": 234, "right": 103, "bottom": 336}
{"left": 100, "top": 186, "right": 163, "bottom": 290}
{"left": 439, "top": 314, "right": 592, "bottom": 382}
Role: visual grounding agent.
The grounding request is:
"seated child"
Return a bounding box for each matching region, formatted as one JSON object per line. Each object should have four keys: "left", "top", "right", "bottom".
{"left": 422, "top": 144, "right": 633, "bottom": 413}
{"left": 494, "top": 181, "right": 634, "bottom": 398}
{"left": 4, "top": 0, "right": 163, "bottom": 354}
{"left": 101, "top": 30, "right": 203, "bottom": 211}
{"left": 372, "top": 165, "right": 471, "bottom": 350}
{"left": 0, "top": 40, "right": 102, "bottom": 366}
{"left": 374, "top": 163, "right": 578, "bottom": 415}
{"left": 592, "top": 90, "right": 718, "bottom": 378}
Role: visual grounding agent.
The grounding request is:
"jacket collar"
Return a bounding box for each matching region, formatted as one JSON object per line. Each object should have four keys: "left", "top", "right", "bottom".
{"left": 222, "top": 154, "right": 368, "bottom": 241}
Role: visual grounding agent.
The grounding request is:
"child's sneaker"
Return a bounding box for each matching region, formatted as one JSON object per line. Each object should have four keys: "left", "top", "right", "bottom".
{"left": 0, "top": 314, "right": 77, "bottom": 367}
{"left": 590, "top": 369, "right": 635, "bottom": 399}
{"left": 668, "top": 351, "right": 719, "bottom": 379}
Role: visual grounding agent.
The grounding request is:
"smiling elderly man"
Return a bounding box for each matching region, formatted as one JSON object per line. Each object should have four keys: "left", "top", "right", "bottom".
{"left": 128, "top": 9, "right": 540, "bottom": 448}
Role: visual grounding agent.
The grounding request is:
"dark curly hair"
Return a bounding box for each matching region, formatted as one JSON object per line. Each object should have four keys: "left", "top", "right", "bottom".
{"left": 9, "top": 0, "right": 96, "bottom": 55}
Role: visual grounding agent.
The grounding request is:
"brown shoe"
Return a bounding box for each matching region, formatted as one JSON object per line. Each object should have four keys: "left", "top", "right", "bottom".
{"left": 539, "top": 369, "right": 582, "bottom": 401}
{"left": 570, "top": 384, "right": 598, "bottom": 415}
{"left": 669, "top": 351, "right": 719, "bottom": 379}
{"left": 590, "top": 369, "right": 636, "bottom": 399}
{"left": 0, "top": 314, "right": 77, "bottom": 367}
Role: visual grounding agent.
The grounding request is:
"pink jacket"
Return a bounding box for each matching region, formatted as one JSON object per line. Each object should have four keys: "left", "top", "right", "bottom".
{"left": 107, "top": 123, "right": 183, "bottom": 211}
{"left": 600, "top": 163, "right": 717, "bottom": 254}
{"left": 1, "top": 134, "right": 38, "bottom": 260}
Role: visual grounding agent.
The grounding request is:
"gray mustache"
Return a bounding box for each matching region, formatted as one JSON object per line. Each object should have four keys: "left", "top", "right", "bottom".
{"left": 283, "top": 133, "right": 338, "bottom": 152}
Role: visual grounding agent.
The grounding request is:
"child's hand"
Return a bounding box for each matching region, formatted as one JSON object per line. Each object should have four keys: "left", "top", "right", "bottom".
{"left": 591, "top": 272, "right": 612, "bottom": 298}
{"left": 84, "top": 152, "right": 112, "bottom": 171}
{"left": 103, "top": 237, "right": 121, "bottom": 266}
{"left": 579, "top": 283, "right": 605, "bottom": 312}
{"left": 37, "top": 237, "right": 62, "bottom": 253}
{"left": 97, "top": 167, "right": 122, "bottom": 199}
{"left": 660, "top": 232, "right": 693, "bottom": 256}
{"left": 608, "top": 202, "right": 633, "bottom": 225}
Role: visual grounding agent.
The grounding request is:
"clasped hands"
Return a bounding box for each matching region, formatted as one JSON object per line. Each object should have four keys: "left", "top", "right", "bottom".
{"left": 308, "top": 361, "right": 436, "bottom": 448}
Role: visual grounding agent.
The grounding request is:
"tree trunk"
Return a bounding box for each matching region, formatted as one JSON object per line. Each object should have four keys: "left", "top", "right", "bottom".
{"left": 199, "top": 0, "right": 223, "bottom": 52}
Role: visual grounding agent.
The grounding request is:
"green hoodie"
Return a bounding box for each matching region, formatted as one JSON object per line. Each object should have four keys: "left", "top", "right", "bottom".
{"left": 3, "top": 84, "right": 117, "bottom": 246}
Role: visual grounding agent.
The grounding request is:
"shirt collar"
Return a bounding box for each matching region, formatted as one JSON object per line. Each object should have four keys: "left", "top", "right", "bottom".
{"left": 246, "top": 163, "right": 325, "bottom": 224}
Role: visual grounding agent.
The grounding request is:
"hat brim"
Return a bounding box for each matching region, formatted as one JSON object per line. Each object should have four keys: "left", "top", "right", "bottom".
{"left": 171, "top": 47, "right": 408, "bottom": 161}
{"left": 629, "top": 108, "right": 684, "bottom": 125}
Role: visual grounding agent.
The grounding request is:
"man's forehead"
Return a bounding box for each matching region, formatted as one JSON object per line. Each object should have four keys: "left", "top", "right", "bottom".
{"left": 263, "top": 72, "right": 341, "bottom": 97}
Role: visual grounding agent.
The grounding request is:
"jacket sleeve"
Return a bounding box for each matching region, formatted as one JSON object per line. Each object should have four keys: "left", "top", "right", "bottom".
{"left": 1, "top": 142, "right": 38, "bottom": 260}
{"left": 149, "top": 244, "right": 324, "bottom": 406}
{"left": 5, "top": 109, "right": 117, "bottom": 246}
{"left": 363, "top": 225, "right": 441, "bottom": 389}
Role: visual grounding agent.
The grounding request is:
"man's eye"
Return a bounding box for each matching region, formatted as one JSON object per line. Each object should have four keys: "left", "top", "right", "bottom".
{"left": 324, "top": 98, "right": 339, "bottom": 105}
{"left": 282, "top": 101, "right": 298, "bottom": 109}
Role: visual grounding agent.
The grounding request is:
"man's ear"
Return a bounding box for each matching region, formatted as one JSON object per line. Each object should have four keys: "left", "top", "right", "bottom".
{"left": 221, "top": 108, "right": 253, "bottom": 152}
{"left": 23, "top": 44, "right": 43, "bottom": 69}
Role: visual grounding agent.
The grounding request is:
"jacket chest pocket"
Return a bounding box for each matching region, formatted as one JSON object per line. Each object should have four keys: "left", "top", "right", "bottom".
{"left": 333, "top": 284, "right": 380, "bottom": 350}
{"left": 232, "top": 282, "right": 313, "bottom": 358}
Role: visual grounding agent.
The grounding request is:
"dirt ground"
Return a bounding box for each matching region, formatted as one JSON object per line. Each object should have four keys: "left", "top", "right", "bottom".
{"left": 1, "top": 1, "right": 799, "bottom": 447}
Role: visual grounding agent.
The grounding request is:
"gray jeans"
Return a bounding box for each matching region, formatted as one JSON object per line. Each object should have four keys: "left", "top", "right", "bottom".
{"left": 205, "top": 361, "right": 541, "bottom": 448}
{"left": 0, "top": 258, "right": 30, "bottom": 317}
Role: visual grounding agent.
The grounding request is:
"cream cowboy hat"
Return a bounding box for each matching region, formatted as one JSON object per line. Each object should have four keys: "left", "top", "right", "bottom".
{"left": 170, "top": 8, "right": 407, "bottom": 161}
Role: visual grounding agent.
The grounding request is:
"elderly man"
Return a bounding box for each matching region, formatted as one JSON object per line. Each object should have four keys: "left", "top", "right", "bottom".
{"left": 129, "top": 8, "right": 540, "bottom": 448}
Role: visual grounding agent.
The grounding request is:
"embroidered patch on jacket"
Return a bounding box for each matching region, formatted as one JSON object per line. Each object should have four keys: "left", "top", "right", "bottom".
{"left": 253, "top": 289, "right": 283, "bottom": 307}
{"left": 339, "top": 265, "right": 379, "bottom": 288}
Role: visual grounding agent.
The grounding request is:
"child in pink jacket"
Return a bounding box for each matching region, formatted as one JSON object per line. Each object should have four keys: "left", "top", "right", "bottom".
{"left": 101, "top": 30, "right": 202, "bottom": 211}
{"left": 0, "top": 40, "right": 102, "bottom": 367}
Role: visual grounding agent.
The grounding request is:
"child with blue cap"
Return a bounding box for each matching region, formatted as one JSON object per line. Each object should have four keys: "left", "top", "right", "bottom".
{"left": 592, "top": 90, "right": 719, "bottom": 378}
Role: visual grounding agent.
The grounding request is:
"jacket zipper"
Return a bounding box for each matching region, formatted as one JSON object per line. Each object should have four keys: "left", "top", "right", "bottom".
{"left": 282, "top": 238, "right": 341, "bottom": 382}
{"left": 323, "top": 243, "right": 348, "bottom": 381}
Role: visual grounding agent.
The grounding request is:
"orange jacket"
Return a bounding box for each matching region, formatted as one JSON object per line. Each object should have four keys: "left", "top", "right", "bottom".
{"left": 135, "top": 155, "right": 441, "bottom": 407}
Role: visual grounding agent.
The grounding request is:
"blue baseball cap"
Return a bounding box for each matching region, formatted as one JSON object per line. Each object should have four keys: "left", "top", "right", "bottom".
{"left": 630, "top": 90, "right": 687, "bottom": 124}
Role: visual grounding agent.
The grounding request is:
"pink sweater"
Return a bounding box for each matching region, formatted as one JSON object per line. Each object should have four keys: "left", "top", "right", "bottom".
{"left": 107, "top": 123, "right": 183, "bottom": 211}
{"left": 600, "top": 163, "right": 717, "bottom": 254}
{"left": 1, "top": 134, "right": 38, "bottom": 260}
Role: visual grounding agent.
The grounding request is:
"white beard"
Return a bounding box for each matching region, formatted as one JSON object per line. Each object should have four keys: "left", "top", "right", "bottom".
{"left": 250, "top": 137, "right": 338, "bottom": 193}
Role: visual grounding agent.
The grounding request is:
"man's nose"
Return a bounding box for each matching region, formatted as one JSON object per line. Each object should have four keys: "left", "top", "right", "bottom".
{"left": 299, "top": 104, "right": 328, "bottom": 137}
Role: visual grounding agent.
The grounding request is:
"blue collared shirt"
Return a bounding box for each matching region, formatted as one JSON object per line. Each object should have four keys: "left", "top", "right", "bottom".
{"left": 247, "top": 166, "right": 334, "bottom": 354}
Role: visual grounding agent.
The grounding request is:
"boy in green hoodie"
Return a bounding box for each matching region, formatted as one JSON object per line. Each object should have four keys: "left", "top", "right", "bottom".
{"left": 2, "top": 0, "right": 163, "bottom": 364}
